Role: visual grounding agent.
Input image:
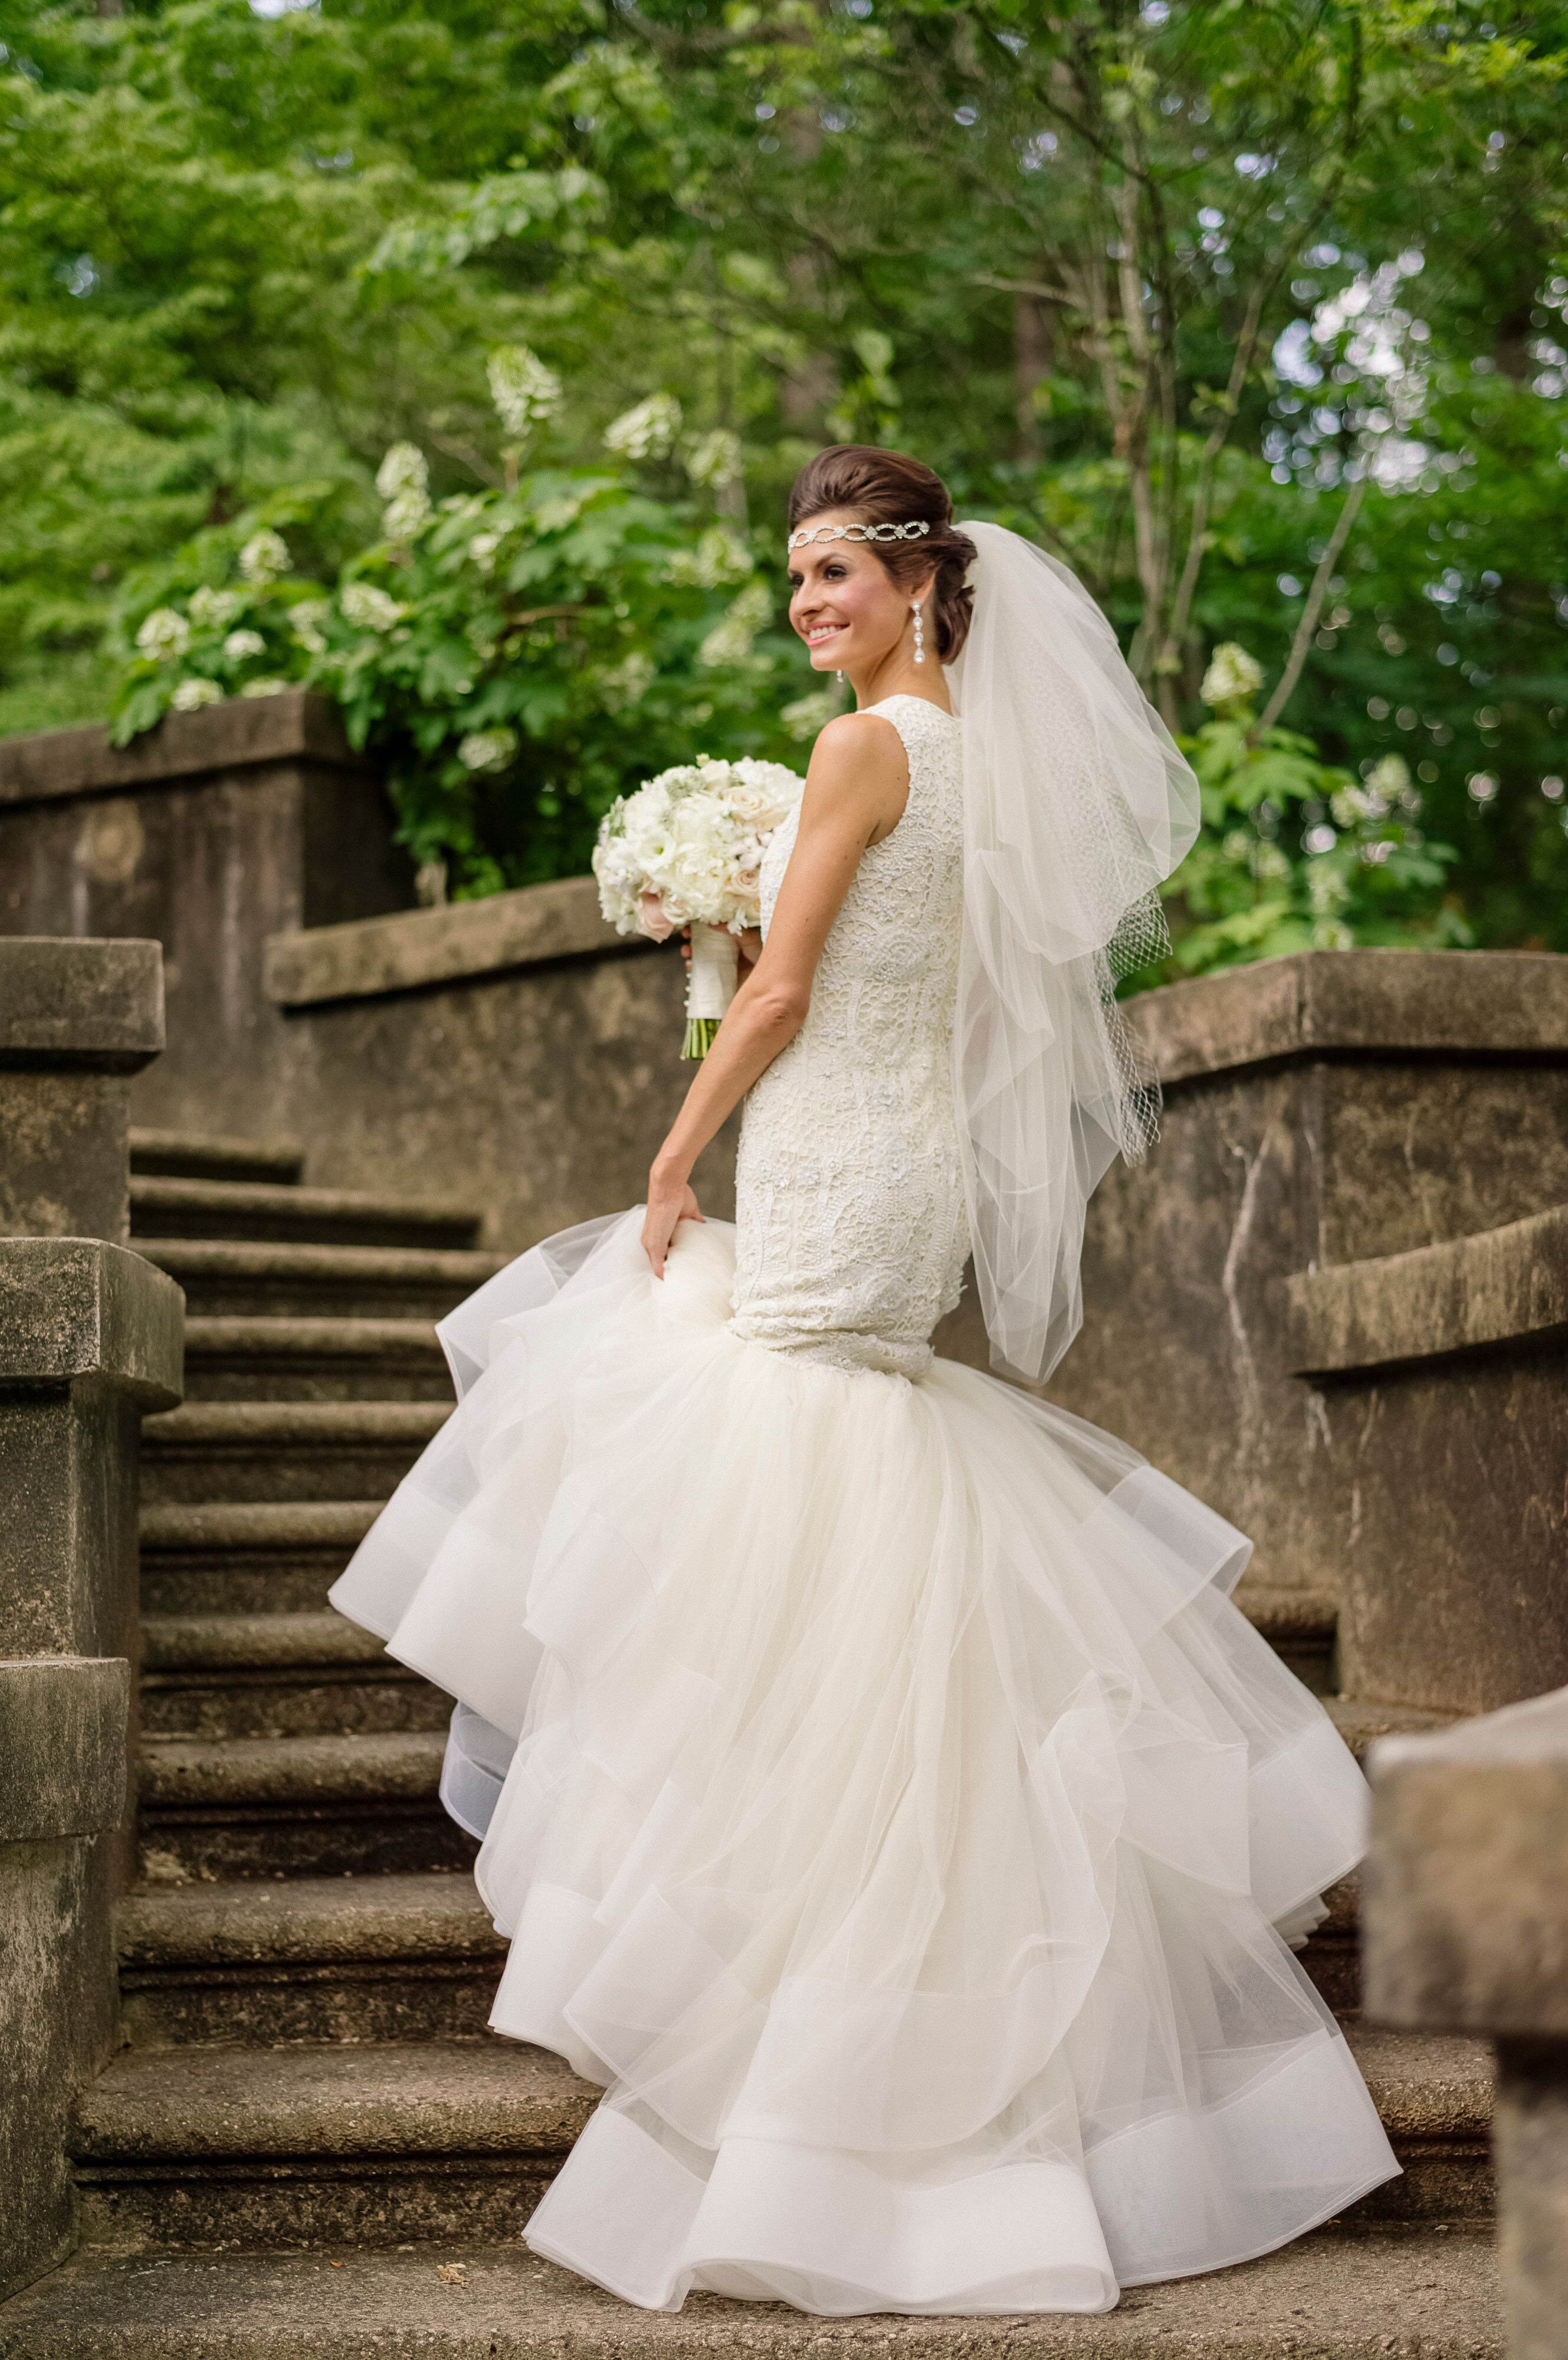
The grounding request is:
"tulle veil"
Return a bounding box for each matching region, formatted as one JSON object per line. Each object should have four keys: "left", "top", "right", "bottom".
{"left": 947, "top": 522, "right": 1200, "bottom": 1382}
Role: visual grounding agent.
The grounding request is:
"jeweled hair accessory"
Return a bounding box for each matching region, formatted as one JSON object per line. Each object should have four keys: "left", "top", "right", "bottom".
{"left": 786, "top": 520, "right": 931, "bottom": 553}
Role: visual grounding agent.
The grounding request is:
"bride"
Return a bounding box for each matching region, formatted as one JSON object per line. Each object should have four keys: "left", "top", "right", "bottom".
{"left": 329, "top": 444, "right": 1399, "bottom": 2316}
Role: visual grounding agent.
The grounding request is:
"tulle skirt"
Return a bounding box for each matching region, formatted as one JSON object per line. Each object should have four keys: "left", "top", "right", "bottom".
{"left": 329, "top": 1210, "right": 1399, "bottom": 2317}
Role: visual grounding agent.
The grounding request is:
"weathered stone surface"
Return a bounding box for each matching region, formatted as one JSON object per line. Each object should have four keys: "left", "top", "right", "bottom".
{"left": 1285, "top": 1203, "right": 1568, "bottom": 1374}
{"left": 265, "top": 876, "right": 629, "bottom": 1006}
{"left": 0, "top": 938, "right": 164, "bottom": 1241}
{"left": 0, "top": 1659, "right": 128, "bottom": 1844}
{"left": 1284, "top": 1209, "right": 1567, "bottom": 1715}
{"left": 0, "top": 694, "right": 412, "bottom": 1143}
{"left": 0, "top": 2230, "right": 1505, "bottom": 2359}
{"left": 0, "top": 1243, "right": 183, "bottom": 1664}
{"left": 1495, "top": 2040, "right": 1568, "bottom": 2360}
{"left": 1364, "top": 1689, "right": 1568, "bottom": 2039}
{"left": 1364, "top": 1693, "right": 1568, "bottom": 2359}
{"left": 1019, "top": 952, "right": 1568, "bottom": 1609}
{"left": 139, "top": 1398, "right": 448, "bottom": 1505}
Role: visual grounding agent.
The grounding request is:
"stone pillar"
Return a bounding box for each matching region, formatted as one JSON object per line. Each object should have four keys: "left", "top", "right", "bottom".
{"left": 1010, "top": 950, "right": 1568, "bottom": 1605}
{"left": 0, "top": 937, "right": 163, "bottom": 1243}
{"left": 0, "top": 939, "right": 183, "bottom": 2297}
{"left": 1285, "top": 1202, "right": 1568, "bottom": 1715}
{"left": 1365, "top": 1690, "right": 1568, "bottom": 2360}
{"left": 0, "top": 693, "right": 412, "bottom": 1146}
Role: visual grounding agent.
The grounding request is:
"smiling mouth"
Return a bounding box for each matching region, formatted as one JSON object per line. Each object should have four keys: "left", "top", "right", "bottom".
{"left": 805, "top": 623, "right": 845, "bottom": 646}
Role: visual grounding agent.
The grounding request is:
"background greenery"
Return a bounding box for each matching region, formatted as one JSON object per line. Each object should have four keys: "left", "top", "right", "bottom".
{"left": 3, "top": 0, "right": 1566, "bottom": 963}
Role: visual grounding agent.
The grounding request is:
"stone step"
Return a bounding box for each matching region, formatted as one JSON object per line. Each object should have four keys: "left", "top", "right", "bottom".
{"left": 182, "top": 1316, "right": 452, "bottom": 1402}
{"left": 116, "top": 1873, "right": 504, "bottom": 2047}
{"left": 137, "top": 1732, "right": 468, "bottom": 1882}
{"left": 135, "top": 1238, "right": 509, "bottom": 1320}
{"left": 139, "top": 1615, "right": 448, "bottom": 1741}
{"left": 129, "top": 1128, "right": 307, "bottom": 1186}
{"left": 140, "top": 1501, "right": 385, "bottom": 1615}
{"left": 140, "top": 1401, "right": 449, "bottom": 1505}
{"left": 0, "top": 2226, "right": 1504, "bottom": 2358}
{"left": 64, "top": 2027, "right": 1492, "bottom": 2254}
{"left": 1231, "top": 1582, "right": 1337, "bottom": 1696}
{"left": 130, "top": 1175, "right": 483, "bottom": 1252}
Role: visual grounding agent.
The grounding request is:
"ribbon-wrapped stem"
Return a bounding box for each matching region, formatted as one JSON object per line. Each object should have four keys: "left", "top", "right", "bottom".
{"left": 683, "top": 924, "right": 740, "bottom": 1060}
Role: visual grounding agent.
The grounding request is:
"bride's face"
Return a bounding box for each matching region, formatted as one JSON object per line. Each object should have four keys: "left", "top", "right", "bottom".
{"left": 786, "top": 512, "right": 918, "bottom": 673}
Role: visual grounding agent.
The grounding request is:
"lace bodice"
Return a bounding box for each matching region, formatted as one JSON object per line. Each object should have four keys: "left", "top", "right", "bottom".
{"left": 727, "top": 694, "right": 970, "bottom": 1378}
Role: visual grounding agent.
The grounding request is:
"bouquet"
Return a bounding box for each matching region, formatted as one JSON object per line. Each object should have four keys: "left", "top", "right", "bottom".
{"left": 593, "top": 756, "right": 803, "bottom": 1058}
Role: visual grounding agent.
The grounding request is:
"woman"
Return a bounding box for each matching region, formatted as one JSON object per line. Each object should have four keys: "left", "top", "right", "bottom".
{"left": 330, "top": 445, "right": 1399, "bottom": 2316}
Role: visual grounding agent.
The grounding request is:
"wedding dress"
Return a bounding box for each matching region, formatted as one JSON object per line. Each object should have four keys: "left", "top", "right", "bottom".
{"left": 329, "top": 689, "right": 1399, "bottom": 2316}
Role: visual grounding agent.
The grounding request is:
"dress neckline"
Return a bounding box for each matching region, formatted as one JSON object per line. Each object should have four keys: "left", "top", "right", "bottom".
{"left": 861, "top": 692, "right": 959, "bottom": 725}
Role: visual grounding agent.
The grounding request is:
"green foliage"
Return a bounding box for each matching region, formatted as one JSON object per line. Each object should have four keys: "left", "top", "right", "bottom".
{"left": 1159, "top": 681, "right": 1468, "bottom": 980}
{"left": 3, "top": 0, "right": 1566, "bottom": 962}
{"left": 109, "top": 424, "right": 801, "bottom": 894}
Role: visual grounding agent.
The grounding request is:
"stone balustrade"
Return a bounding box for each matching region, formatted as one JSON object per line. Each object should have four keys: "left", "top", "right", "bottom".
{"left": 1365, "top": 1688, "right": 1568, "bottom": 2360}
{"left": 0, "top": 939, "right": 182, "bottom": 2299}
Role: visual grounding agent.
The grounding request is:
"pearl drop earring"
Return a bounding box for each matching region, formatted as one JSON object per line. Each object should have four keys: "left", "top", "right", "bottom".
{"left": 911, "top": 599, "right": 926, "bottom": 665}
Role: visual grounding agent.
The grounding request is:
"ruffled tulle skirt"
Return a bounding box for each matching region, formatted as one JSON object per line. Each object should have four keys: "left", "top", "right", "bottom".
{"left": 329, "top": 1210, "right": 1399, "bottom": 2317}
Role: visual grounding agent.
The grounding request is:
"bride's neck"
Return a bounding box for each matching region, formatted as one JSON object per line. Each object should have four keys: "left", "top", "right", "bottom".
{"left": 847, "top": 648, "right": 953, "bottom": 713}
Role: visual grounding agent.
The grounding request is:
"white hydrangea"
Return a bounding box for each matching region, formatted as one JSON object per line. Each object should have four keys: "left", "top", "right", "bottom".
{"left": 1308, "top": 863, "right": 1350, "bottom": 917}
{"left": 487, "top": 345, "right": 562, "bottom": 441}
{"left": 685, "top": 428, "right": 743, "bottom": 489}
{"left": 780, "top": 688, "right": 841, "bottom": 741}
{"left": 136, "top": 608, "right": 191, "bottom": 661}
{"left": 240, "top": 677, "right": 288, "bottom": 699}
{"left": 222, "top": 628, "right": 267, "bottom": 661}
{"left": 189, "top": 586, "right": 246, "bottom": 631}
{"left": 458, "top": 727, "right": 518, "bottom": 773}
{"left": 170, "top": 677, "right": 224, "bottom": 711}
{"left": 605, "top": 392, "right": 683, "bottom": 462}
{"left": 467, "top": 532, "right": 505, "bottom": 576}
{"left": 376, "top": 441, "right": 432, "bottom": 542}
{"left": 239, "top": 530, "right": 290, "bottom": 586}
{"left": 290, "top": 598, "right": 332, "bottom": 655}
{"left": 666, "top": 526, "right": 753, "bottom": 591}
{"left": 599, "top": 651, "right": 655, "bottom": 710}
{"left": 340, "top": 582, "right": 405, "bottom": 632}
{"left": 593, "top": 757, "right": 802, "bottom": 940}
{"left": 1200, "top": 642, "right": 1264, "bottom": 708}
{"left": 698, "top": 580, "right": 772, "bottom": 669}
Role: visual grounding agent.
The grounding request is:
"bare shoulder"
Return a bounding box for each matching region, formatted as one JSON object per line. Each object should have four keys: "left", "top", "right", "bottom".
{"left": 808, "top": 709, "right": 908, "bottom": 784}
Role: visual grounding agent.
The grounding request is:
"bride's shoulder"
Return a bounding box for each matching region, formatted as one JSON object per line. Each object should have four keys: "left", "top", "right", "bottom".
{"left": 808, "top": 708, "right": 908, "bottom": 778}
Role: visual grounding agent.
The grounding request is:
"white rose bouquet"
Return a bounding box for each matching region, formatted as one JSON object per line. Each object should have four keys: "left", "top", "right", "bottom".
{"left": 593, "top": 756, "right": 803, "bottom": 1058}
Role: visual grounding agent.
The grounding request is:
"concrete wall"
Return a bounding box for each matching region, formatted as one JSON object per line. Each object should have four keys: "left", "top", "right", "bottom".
{"left": 0, "top": 695, "right": 411, "bottom": 1145}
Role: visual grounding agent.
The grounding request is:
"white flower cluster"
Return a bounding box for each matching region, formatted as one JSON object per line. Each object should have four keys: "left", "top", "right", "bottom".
{"left": 599, "top": 650, "right": 655, "bottom": 710}
{"left": 593, "top": 757, "right": 802, "bottom": 940}
{"left": 605, "top": 393, "right": 682, "bottom": 462}
{"left": 240, "top": 530, "right": 290, "bottom": 586}
{"left": 290, "top": 598, "right": 332, "bottom": 655}
{"left": 665, "top": 526, "right": 752, "bottom": 591}
{"left": 376, "top": 442, "right": 432, "bottom": 543}
{"left": 780, "top": 687, "right": 841, "bottom": 742}
{"left": 458, "top": 727, "right": 517, "bottom": 773}
{"left": 686, "top": 427, "right": 743, "bottom": 489}
{"left": 224, "top": 629, "right": 266, "bottom": 661}
{"left": 1200, "top": 643, "right": 1264, "bottom": 709}
{"left": 699, "top": 581, "right": 772, "bottom": 669}
{"left": 1331, "top": 755, "right": 1416, "bottom": 831}
{"left": 171, "top": 677, "right": 223, "bottom": 712}
{"left": 488, "top": 345, "right": 562, "bottom": 441}
{"left": 136, "top": 608, "right": 191, "bottom": 661}
{"left": 190, "top": 586, "right": 246, "bottom": 631}
{"left": 341, "top": 582, "right": 405, "bottom": 633}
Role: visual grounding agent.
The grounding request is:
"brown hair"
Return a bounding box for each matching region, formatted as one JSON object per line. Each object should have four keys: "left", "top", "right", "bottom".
{"left": 787, "top": 445, "right": 976, "bottom": 662}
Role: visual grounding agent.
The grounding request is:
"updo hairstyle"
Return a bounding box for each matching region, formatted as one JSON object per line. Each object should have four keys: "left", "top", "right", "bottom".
{"left": 786, "top": 445, "right": 976, "bottom": 663}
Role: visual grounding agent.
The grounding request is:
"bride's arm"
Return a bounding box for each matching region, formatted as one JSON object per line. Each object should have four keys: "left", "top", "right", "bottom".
{"left": 641, "top": 713, "right": 907, "bottom": 1275}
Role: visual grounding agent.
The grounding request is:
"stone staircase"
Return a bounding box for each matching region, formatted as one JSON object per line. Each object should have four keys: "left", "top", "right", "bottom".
{"left": 0, "top": 1130, "right": 1501, "bottom": 2353}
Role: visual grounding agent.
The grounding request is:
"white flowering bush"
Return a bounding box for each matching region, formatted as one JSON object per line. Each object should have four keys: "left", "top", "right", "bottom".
{"left": 605, "top": 394, "right": 682, "bottom": 463}
{"left": 487, "top": 345, "right": 562, "bottom": 443}
{"left": 1151, "top": 653, "right": 1467, "bottom": 980}
{"left": 376, "top": 443, "right": 432, "bottom": 543}
{"left": 239, "top": 530, "right": 290, "bottom": 587}
{"left": 594, "top": 757, "right": 801, "bottom": 939}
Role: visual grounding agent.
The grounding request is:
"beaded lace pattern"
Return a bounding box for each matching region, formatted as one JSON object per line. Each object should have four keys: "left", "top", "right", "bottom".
{"left": 728, "top": 695, "right": 971, "bottom": 1379}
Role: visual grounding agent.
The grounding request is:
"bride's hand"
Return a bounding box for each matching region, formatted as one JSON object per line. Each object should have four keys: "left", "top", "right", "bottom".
{"left": 642, "top": 1162, "right": 705, "bottom": 1279}
{"left": 680, "top": 926, "right": 763, "bottom": 978}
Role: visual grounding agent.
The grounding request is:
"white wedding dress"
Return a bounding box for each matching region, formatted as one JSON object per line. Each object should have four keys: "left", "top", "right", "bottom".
{"left": 330, "top": 693, "right": 1399, "bottom": 2316}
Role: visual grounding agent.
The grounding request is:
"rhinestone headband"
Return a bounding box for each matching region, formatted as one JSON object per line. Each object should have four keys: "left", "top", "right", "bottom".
{"left": 785, "top": 520, "right": 931, "bottom": 553}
